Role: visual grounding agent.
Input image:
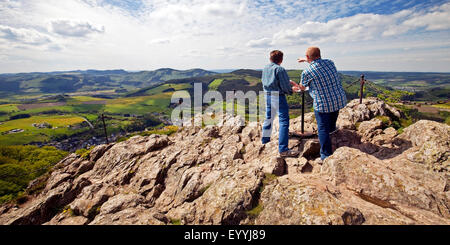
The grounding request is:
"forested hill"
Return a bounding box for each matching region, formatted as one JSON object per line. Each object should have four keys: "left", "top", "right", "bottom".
{"left": 128, "top": 69, "right": 412, "bottom": 103}
{"left": 0, "top": 68, "right": 216, "bottom": 99}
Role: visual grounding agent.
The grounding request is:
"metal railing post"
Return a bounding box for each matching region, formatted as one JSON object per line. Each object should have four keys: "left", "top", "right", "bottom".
{"left": 101, "top": 113, "right": 109, "bottom": 144}
{"left": 360, "top": 74, "right": 365, "bottom": 104}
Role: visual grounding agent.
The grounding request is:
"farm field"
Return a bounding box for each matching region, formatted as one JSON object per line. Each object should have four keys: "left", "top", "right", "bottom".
{"left": 0, "top": 89, "right": 177, "bottom": 147}
{"left": 0, "top": 115, "right": 87, "bottom": 145}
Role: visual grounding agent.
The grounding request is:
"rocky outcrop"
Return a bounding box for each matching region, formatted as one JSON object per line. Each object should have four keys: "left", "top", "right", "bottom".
{"left": 1, "top": 98, "right": 449, "bottom": 225}
{"left": 337, "top": 98, "right": 402, "bottom": 130}
{"left": 397, "top": 120, "right": 450, "bottom": 172}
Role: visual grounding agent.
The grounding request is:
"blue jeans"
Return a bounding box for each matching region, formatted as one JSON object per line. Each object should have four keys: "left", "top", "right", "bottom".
{"left": 261, "top": 92, "right": 290, "bottom": 153}
{"left": 315, "top": 110, "right": 339, "bottom": 160}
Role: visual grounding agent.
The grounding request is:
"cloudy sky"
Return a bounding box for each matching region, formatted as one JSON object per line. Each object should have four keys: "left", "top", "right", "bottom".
{"left": 0, "top": 0, "right": 449, "bottom": 73}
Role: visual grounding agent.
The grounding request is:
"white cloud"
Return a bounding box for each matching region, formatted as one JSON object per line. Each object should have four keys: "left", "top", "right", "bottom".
{"left": 149, "top": 38, "right": 170, "bottom": 45}
{"left": 0, "top": 25, "right": 51, "bottom": 45}
{"left": 402, "top": 3, "right": 450, "bottom": 31}
{"left": 271, "top": 10, "right": 415, "bottom": 45}
{"left": 0, "top": 0, "right": 449, "bottom": 73}
{"left": 50, "top": 20, "right": 105, "bottom": 37}
{"left": 246, "top": 38, "right": 272, "bottom": 48}
{"left": 271, "top": 3, "right": 450, "bottom": 46}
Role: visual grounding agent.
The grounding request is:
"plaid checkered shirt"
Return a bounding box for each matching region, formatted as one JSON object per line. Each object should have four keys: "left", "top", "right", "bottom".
{"left": 301, "top": 58, "right": 347, "bottom": 113}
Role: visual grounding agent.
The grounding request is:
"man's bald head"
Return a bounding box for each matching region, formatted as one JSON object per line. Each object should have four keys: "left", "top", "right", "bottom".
{"left": 306, "top": 47, "right": 321, "bottom": 61}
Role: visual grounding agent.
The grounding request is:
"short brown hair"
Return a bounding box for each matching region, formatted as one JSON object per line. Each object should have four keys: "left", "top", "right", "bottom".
{"left": 270, "top": 50, "right": 283, "bottom": 64}
{"left": 307, "top": 47, "right": 321, "bottom": 60}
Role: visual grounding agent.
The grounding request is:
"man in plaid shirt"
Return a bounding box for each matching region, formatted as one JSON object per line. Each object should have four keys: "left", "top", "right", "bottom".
{"left": 293, "top": 47, "right": 347, "bottom": 160}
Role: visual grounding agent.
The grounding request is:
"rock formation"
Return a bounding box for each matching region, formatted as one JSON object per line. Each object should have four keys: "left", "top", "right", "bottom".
{"left": 0, "top": 98, "right": 449, "bottom": 225}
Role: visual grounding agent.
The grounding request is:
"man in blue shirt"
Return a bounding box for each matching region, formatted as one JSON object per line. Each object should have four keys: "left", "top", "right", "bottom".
{"left": 261, "top": 50, "right": 300, "bottom": 157}
{"left": 294, "top": 47, "right": 347, "bottom": 160}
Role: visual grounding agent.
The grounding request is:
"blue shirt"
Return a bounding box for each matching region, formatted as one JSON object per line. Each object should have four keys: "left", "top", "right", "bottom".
{"left": 301, "top": 59, "right": 347, "bottom": 113}
{"left": 262, "top": 63, "right": 293, "bottom": 95}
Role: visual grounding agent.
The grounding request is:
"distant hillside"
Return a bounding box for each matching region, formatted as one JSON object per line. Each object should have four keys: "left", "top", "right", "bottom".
{"left": 0, "top": 68, "right": 217, "bottom": 100}
{"left": 125, "top": 69, "right": 412, "bottom": 119}
{"left": 0, "top": 68, "right": 446, "bottom": 151}
{"left": 340, "top": 71, "right": 450, "bottom": 101}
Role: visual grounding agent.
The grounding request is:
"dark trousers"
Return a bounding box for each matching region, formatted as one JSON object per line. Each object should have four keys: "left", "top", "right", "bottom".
{"left": 314, "top": 110, "right": 339, "bottom": 160}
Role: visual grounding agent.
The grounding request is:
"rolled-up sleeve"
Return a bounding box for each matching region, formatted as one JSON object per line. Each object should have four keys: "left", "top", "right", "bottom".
{"left": 276, "top": 67, "right": 293, "bottom": 95}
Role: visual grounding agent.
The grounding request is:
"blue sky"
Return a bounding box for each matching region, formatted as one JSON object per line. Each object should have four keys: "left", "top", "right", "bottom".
{"left": 0, "top": 0, "right": 449, "bottom": 73}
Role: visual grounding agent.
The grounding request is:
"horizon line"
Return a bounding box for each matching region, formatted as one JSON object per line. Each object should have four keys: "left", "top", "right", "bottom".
{"left": 1, "top": 68, "right": 450, "bottom": 76}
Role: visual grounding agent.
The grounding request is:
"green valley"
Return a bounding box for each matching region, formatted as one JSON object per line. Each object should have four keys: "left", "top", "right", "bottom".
{"left": 0, "top": 68, "right": 448, "bottom": 154}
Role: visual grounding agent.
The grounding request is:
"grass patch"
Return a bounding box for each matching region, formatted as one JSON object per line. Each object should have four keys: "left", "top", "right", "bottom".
{"left": 0, "top": 115, "right": 88, "bottom": 146}
{"left": 170, "top": 218, "right": 181, "bottom": 225}
{"left": 246, "top": 203, "right": 264, "bottom": 219}
{"left": 375, "top": 116, "right": 391, "bottom": 127}
{"left": 199, "top": 184, "right": 211, "bottom": 195}
{"left": 104, "top": 94, "right": 172, "bottom": 115}
{"left": 139, "top": 125, "right": 179, "bottom": 137}
{"left": 0, "top": 104, "right": 19, "bottom": 114}
{"left": 75, "top": 146, "right": 95, "bottom": 160}
{"left": 262, "top": 173, "right": 277, "bottom": 186}
{"left": 245, "top": 173, "right": 277, "bottom": 222}
{"left": 144, "top": 83, "right": 191, "bottom": 96}
{"left": 433, "top": 103, "right": 450, "bottom": 109}
{"left": 62, "top": 206, "right": 76, "bottom": 216}
{"left": 0, "top": 115, "right": 85, "bottom": 133}
{"left": 208, "top": 79, "right": 224, "bottom": 90}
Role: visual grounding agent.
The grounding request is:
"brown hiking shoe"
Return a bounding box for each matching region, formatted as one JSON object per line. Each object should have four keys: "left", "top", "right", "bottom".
{"left": 279, "top": 150, "right": 300, "bottom": 158}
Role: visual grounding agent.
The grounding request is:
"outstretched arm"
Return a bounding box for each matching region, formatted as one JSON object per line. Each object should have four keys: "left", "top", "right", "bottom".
{"left": 297, "top": 57, "right": 307, "bottom": 63}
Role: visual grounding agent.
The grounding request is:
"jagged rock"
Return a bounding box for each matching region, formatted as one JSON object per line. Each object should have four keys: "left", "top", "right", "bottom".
{"left": 44, "top": 173, "right": 72, "bottom": 191}
{"left": 90, "top": 206, "right": 166, "bottom": 225}
{"left": 70, "top": 184, "right": 116, "bottom": 218}
{"left": 167, "top": 164, "right": 264, "bottom": 225}
{"left": 153, "top": 212, "right": 170, "bottom": 224}
{"left": 97, "top": 193, "right": 145, "bottom": 215}
{"left": 290, "top": 113, "right": 318, "bottom": 134}
{"left": 321, "top": 147, "right": 450, "bottom": 222}
{"left": 342, "top": 207, "right": 365, "bottom": 225}
{"left": 331, "top": 129, "right": 362, "bottom": 151}
{"left": 241, "top": 121, "right": 261, "bottom": 145}
{"left": 398, "top": 120, "right": 450, "bottom": 172}
{"left": 384, "top": 127, "right": 398, "bottom": 138}
{"left": 217, "top": 114, "right": 245, "bottom": 135}
{"left": 285, "top": 157, "right": 308, "bottom": 174}
{"left": 444, "top": 175, "right": 450, "bottom": 192}
{"left": 358, "top": 118, "right": 383, "bottom": 140}
{"left": 371, "top": 127, "right": 398, "bottom": 146}
{"left": 260, "top": 157, "right": 286, "bottom": 176}
{"left": 272, "top": 157, "right": 286, "bottom": 176}
{"left": 45, "top": 211, "right": 89, "bottom": 225}
{"left": 89, "top": 144, "right": 113, "bottom": 162}
{"left": 337, "top": 98, "right": 402, "bottom": 130}
{"left": 1, "top": 100, "right": 449, "bottom": 225}
{"left": 255, "top": 176, "right": 346, "bottom": 225}
{"left": 243, "top": 141, "right": 265, "bottom": 162}
{"left": 198, "top": 125, "right": 220, "bottom": 139}
{"left": 301, "top": 139, "right": 321, "bottom": 159}
{"left": 76, "top": 161, "right": 95, "bottom": 176}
